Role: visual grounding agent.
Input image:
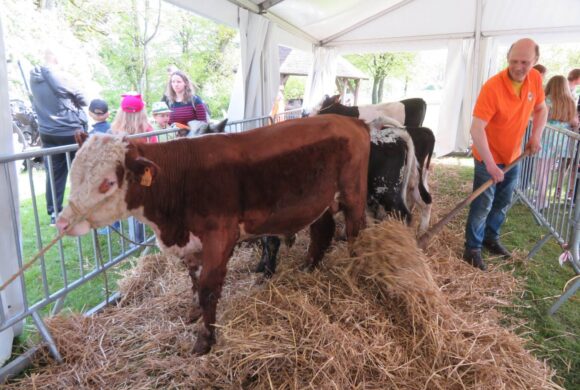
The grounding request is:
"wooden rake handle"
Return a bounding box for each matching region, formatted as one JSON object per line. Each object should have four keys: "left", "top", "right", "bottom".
{"left": 417, "top": 151, "right": 530, "bottom": 250}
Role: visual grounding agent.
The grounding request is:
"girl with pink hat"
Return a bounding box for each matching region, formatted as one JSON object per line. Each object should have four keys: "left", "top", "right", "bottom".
{"left": 111, "top": 94, "right": 157, "bottom": 143}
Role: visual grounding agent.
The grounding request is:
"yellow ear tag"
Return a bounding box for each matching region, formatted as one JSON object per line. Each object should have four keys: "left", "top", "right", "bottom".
{"left": 140, "top": 168, "right": 153, "bottom": 187}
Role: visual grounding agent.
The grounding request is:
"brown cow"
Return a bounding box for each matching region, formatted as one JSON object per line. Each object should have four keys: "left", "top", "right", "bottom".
{"left": 56, "top": 114, "right": 370, "bottom": 354}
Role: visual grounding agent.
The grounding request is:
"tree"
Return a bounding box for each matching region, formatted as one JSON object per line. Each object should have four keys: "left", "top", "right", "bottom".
{"left": 60, "top": 0, "right": 161, "bottom": 104}
{"left": 346, "top": 52, "right": 416, "bottom": 103}
{"left": 4, "top": 0, "right": 238, "bottom": 119}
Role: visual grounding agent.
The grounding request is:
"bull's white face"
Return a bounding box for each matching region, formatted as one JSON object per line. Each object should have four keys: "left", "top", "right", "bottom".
{"left": 57, "top": 134, "right": 131, "bottom": 236}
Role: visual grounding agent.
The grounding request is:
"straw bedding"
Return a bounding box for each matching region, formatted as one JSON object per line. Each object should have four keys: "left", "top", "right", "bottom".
{"left": 6, "top": 165, "right": 563, "bottom": 389}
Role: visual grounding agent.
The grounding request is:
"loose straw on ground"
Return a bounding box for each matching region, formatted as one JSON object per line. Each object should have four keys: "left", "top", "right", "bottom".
{"left": 2, "top": 162, "right": 566, "bottom": 389}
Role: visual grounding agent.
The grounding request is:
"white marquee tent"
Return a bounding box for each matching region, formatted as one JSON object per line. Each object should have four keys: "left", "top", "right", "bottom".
{"left": 1, "top": 0, "right": 579, "bottom": 364}
{"left": 169, "top": 0, "right": 580, "bottom": 156}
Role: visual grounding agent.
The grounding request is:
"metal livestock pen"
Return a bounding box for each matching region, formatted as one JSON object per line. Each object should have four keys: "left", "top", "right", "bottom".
{"left": 1, "top": 115, "right": 579, "bottom": 381}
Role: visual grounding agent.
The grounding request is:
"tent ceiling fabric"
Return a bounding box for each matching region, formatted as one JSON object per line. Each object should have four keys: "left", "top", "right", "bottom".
{"left": 168, "top": 0, "right": 580, "bottom": 51}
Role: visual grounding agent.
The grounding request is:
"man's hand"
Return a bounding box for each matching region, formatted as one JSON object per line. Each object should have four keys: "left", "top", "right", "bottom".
{"left": 486, "top": 163, "right": 504, "bottom": 183}
{"left": 524, "top": 138, "right": 542, "bottom": 155}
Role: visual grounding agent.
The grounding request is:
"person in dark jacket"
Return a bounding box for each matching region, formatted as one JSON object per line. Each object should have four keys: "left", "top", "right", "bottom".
{"left": 30, "top": 51, "right": 88, "bottom": 225}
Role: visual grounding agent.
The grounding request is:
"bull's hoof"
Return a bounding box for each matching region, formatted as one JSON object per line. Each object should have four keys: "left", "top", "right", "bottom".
{"left": 193, "top": 338, "right": 212, "bottom": 355}
{"left": 255, "top": 262, "right": 275, "bottom": 278}
{"left": 254, "top": 261, "right": 266, "bottom": 273}
{"left": 187, "top": 306, "right": 203, "bottom": 323}
{"left": 284, "top": 234, "right": 296, "bottom": 247}
{"left": 193, "top": 332, "right": 215, "bottom": 355}
{"left": 300, "top": 262, "right": 316, "bottom": 272}
{"left": 263, "top": 268, "right": 274, "bottom": 278}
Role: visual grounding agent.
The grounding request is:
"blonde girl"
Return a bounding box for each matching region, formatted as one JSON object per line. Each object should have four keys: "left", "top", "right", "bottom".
{"left": 111, "top": 94, "right": 157, "bottom": 143}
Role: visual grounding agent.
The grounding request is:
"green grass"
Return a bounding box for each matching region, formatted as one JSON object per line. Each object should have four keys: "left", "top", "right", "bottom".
{"left": 434, "top": 158, "right": 579, "bottom": 389}
{"left": 501, "top": 205, "right": 580, "bottom": 389}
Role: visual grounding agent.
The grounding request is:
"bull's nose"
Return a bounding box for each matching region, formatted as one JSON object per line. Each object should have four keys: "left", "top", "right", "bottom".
{"left": 56, "top": 216, "right": 69, "bottom": 234}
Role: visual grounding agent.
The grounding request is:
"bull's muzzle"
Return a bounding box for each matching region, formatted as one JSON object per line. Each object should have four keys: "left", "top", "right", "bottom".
{"left": 56, "top": 212, "right": 92, "bottom": 236}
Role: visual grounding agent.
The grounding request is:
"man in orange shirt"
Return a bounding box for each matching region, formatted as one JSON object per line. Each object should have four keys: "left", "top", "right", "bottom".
{"left": 464, "top": 38, "right": 548, "bottom": 270}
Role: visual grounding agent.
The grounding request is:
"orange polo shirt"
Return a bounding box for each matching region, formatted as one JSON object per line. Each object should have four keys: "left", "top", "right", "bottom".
{"left": 472, "top": 68, "right": 545, "bottom": 165}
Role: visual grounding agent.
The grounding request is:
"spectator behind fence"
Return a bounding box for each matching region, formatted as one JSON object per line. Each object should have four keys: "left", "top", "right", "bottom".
{"left": 533, "top": 64, "right": 547, "bottom": 82}
{"left": 165, "top": 70, "right": 208, "bottom": 126}
{"left": 546, "top": 75, "right": 580, "bottom": 133}
{"left": 30, "top": 49, "right": 88, "bottom": 226}
{"left": 568, "top": 68, "right": 580, "bottom": 118}
{"left": 111, "top": 94, "right": 157, "bottom": 143}
{"left": 463, "top": 38, "right": 548, "bottom": 271}
{"left": 110, "top": 93, "right": 157, "bottom": 244}
{"left": 568, "top": 68, "right": 580, "bottom": 99}
{"left": 88, "top": 99, "right": 111, "bottom": 135}
{"left": 161, "top": 65, "right": 179, "bottom": 105}
{"left": 270, "top": 86, "right": 286, "bottom": 122}
{"left": 536, "top": 75, "right": 580, "bottom": 209}
{"left": 151, "top": 101, "right": 172, "bottom": 130}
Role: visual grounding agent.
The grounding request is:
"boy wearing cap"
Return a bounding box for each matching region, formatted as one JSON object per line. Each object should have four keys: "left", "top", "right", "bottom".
{"left": 151, "top": 101, "right": 172, "bottom": 130}
{"left": 88, "top": 98, "right": 111, "bottom": 135}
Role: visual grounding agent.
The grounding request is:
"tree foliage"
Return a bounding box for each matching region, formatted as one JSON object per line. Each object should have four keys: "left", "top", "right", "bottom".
{"left": 346, "top": 52, "right": 416, "bottom": 103}
{"left": 4, "top": 0, "right": 238, "bottom": 119}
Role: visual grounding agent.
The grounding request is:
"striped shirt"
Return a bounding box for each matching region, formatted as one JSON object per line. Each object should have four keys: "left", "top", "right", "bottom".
{"left": 169, "top": 96, "right": 208, "bottom": 125}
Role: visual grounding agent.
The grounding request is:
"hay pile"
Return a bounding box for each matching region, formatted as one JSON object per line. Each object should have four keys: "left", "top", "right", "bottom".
{"left": 5, "top": 218, "right": 562, "bottom": 389}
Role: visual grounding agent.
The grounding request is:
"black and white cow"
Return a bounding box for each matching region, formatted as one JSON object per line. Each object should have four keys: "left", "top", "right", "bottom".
{"left": 312, "top": 94, "right": 434, "bottom": 223}
{"left": 253, "top": 115, "right": 431, "bottom": 277}
{"left": 254, "top": 95, "right": 434, "bottom": 277}
{"left": 198, "top": 104, "right": 433, "bottom": 278}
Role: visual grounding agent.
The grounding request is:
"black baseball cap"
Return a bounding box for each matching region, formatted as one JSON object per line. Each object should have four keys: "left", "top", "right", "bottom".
{"left": 89, "top": 99, "right": 109, "bottom": 114}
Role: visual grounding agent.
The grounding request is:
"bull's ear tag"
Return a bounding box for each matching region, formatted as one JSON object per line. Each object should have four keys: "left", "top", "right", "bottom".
{"left": 141, "top": 168, "right": 153, "bottom": 187}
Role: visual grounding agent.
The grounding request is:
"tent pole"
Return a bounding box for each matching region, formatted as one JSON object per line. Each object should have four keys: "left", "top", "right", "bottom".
{"left": 472, "top": 0, "right": 483, "bottom": 108}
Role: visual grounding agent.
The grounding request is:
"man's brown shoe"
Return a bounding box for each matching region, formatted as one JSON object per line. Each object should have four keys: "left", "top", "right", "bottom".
{"left": 483, "top": 239, "right": 511, "bottom": 258}
{"left": 462, "top": 248, "right": 487, "bottom": 271}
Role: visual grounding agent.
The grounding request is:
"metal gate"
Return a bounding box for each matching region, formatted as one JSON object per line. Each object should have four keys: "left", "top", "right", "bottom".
{"left": 516, "top": 122, "right": 580, "bottom": 313}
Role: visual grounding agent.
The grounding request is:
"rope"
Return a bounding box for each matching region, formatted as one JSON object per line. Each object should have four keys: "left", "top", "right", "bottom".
{"left": 105, "top": 223, "right": 157, "bottom": 248}
{"left": 562, "top": 274, "right": 580, "bottom": 293}
{"left": 317, "top": 100, "right": 339, "bottom": 114}
{"left": 1, "top": 195, "right": 116, "bottom": 292}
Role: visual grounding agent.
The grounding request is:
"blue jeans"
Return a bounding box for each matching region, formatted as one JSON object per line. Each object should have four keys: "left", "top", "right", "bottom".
{"left": 465, "top": 159, "right": 521, "bottom": 249}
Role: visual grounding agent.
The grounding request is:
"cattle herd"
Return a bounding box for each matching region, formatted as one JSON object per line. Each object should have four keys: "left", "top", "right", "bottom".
{"left": 56, "top": 95, "right": 435, "bottom": 355}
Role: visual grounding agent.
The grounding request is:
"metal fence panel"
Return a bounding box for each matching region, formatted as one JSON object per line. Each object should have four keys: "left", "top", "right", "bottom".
{"left": 516, "top": 121, "right": 580, "bottom": 312}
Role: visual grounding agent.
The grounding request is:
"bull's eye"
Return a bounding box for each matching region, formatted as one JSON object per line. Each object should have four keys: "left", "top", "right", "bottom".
{"left": 98, "top": 178, "right": 116, "bottom": 194}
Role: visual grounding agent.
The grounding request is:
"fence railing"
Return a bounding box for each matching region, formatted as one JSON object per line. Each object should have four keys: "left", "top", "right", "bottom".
{"left": 516, "top": 121, "right": 580, "bottom": 314}
{"left": 0, "top": 115, "right": 272, "bottom": 381}
{"left": 272, "top": 108, "right": 304, "bottom": 123}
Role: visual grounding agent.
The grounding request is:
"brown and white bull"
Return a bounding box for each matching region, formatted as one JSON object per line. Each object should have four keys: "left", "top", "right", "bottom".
{"left": 56, "top": 114, "right": 370, "bottom": 354}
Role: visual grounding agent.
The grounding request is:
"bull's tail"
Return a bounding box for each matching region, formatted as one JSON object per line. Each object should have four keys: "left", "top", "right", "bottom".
{"left": 425, "top": 148, "right": 433, "bottom": 170}
{"left": 418, "top": 140, "right": 433, "bottom": 205}
{"left": 418, "top": 178, "right": 432, "bottom": 204}
{"left": 390, "top": 128, "right": 415, "bottom": 214}
{"left": 417, "top": 152, "right": 432, "bottom": 205}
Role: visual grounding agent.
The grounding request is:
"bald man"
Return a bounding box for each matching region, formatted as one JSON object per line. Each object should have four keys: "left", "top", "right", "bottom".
{"left": 463, "top": 38, "right": 548, "bottom": 270}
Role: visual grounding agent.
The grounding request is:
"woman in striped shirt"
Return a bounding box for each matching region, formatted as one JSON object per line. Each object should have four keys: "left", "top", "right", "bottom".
{"left": 165, "top": 70, "right": 209, "bottom": 126}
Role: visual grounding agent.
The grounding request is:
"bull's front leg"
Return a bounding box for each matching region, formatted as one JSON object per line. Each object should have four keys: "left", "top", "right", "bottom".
{"left": 193, "top": 229, "right": 238, "bottom": 355}
{"left": 183, "top": 253, "right": 203, "bottom": 323}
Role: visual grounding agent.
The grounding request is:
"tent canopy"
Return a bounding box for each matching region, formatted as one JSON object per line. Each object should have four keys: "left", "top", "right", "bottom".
{"left": 169, "top": 0, "right": 580, "bottom": 50}
{"left": 168, "top": 0, "right": 580, "bottom": 155}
